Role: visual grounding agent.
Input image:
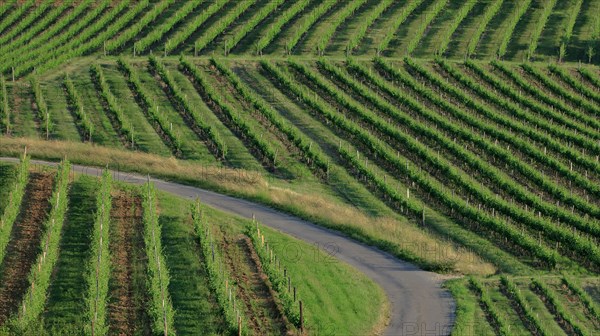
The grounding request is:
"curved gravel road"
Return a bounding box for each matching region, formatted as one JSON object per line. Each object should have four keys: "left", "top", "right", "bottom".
{"left": 1, "top": 157, "right": 454, "bottom": 335}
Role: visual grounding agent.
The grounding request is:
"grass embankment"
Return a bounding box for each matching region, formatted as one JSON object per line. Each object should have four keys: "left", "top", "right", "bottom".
{"left": 43, "top": 176, "right": 97, "bottom": 333}
{"left": 0, "top": 164, "right": 16, "bottom": 213}
{"left": 194, "top": 193, "right": 389, "bottom": 335}
{"left": 155, "top": 191, "right": 226, "bottom": 334}
{"left": 0, "top": 136, "right": 493, "bottom": 275}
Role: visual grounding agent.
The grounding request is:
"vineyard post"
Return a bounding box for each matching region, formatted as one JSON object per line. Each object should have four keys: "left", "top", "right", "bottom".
{"left": 46, "top": 112, "right": 49, "bottom": 140}
{"left": 299, "top": 300, "right": 304, "bottom": 332}
{"left": 293, "top": 287, "right": 296, "bottom": 301}
{"left": 12, "top": 67, "right": 14, "bottom": 82}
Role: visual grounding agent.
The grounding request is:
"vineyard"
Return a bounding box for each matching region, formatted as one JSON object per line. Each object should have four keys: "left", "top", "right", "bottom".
{"left": 0, "top": 157, "right": 384, "bottom": 335}
{"left": 0, "top": 1, "right": 599, "bottom": 335}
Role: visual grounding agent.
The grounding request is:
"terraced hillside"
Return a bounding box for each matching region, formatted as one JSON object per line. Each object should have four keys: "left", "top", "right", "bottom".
{"left": 1, "top": 1, "right": 600, "bottom": 335}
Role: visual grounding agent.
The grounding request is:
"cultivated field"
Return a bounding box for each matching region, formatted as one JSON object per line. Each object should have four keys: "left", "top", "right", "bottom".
{"left": 0, "top": 1, "right": 599, "bottom": 335}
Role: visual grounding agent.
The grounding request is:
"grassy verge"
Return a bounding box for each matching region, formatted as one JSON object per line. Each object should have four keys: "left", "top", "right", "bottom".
{"left": 0, "top": 163, "right": 16, "bottom": 214}
{"left": 195, "top": 193, "right": 389, "bottom": 335}
{"left": 0, "top": 136, "right": 492, "bottom": 275}
{"left": 155, "top": 191, "right": 226, "bottom": 334}
{"left": 43, "top": 175, "right": 97, "bottom": 333}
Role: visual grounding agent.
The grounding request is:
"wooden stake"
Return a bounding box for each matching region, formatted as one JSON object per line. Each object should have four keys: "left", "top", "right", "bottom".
{"left": 300, "top": 301, "right": 304, "bottom": 332}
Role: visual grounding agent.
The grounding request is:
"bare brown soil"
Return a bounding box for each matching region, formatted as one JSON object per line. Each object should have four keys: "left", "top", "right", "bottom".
{"left": 0, "top": 172, "right": 54, "bottom": 324}
{"left": 220, "top": 232, "right": 289, "bottom": 335}
{"left": 107, "top": 191, "right": 149, "bottom": 335}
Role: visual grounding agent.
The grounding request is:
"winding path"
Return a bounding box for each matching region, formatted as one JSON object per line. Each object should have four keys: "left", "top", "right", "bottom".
{"left": 1, "top": 157, "right": 455, "bottom": 335}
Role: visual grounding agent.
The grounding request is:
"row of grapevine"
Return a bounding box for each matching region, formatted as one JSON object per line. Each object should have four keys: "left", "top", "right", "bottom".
{"left": 444, "top": 61, "right": 600, "bottom": 164}
{"left": 385, "top": 60, "right": 600, "bottom": 202}
{"left": 254, "top": 0, "right": 310, "bottom": 55}
{"left": 531, "top": 278, "right": 587, "bottom": 336}
{"left": 245, "top": 222, "right": 303, "bottom": 329}
{"left": 437, "top": 0, "right": 477, "bottom": 56}
{"left": 8, "top": 0, "right": 124, "bottom": 76}
{"left": 0, "top": 0, "right": 110, "bottom": 74}
{"left": 548, "top": 64, "right": 600, "bottom": 105}
{"left": 0, "top": 2, "right": 51, "bottom": 46}
{"left": 225, "top": 0, "right": 284, "bottom": 55}
{"left": 85, "top": 170, "right": 112, "bottom": 335}
{"left": 167, "top": 0, "right": 228, "bottom": 55}
{"left": 194, "top": 0, "right": 256, "bottom": 55}
{"left": 440, "top": 62, "right": 600, "bottom": 201}
{"left": 0, "top": 2, "right": 67, "bottom": 56}
{"left": 331, "top": 142, "right": 455, "bottom": 270}
{"left": 0, "top": 2, "right": 13, "bottom": 24}
{"left": 263, "top": 60, "right": 560, "bottom": 267}
{"left": 558, "top": 0, "right": 583, "bottom": 61}
{"left": 30, "top": 76, "right": 51, "bottom": 139}
{"left": 288, "top": 60, "right": 600, "bottom": 269}
{"left": 117, "top": 58, "right": 182, "bottom": 153}
{"left": 339, "top": 60, "right": 600, "bottom": 233}
{"left": 578, "top": 67, "right": 600, "bottom": 88}
{"left": 64, "top": 75, "right": 94, "bottom": 142}
{"left": 210, "top": 58, "right": 330, "bottom": 177}
{"left": 0, "top": 154, "right": 29, "bottom": 267}
{"left": 466, "top": 0, "right": 503, "bottom": 57}
{"left": 497, "top": 0, "right": 531, "bottom": 58}
{"left": 328, "top": 60, "right": 600, "bottom": 245}
{"left": 149, "top": 57, "right": 227, "bottom": 159}
{"left": 0, "top": 0, "right": 34, "bottom": 39}
{"left": 0, "top": 0, "right": 94, "bottom": 61}
{"left": 180, "top": 58, "right": 278, "bottom": 169}
{"left": 521, "top": 63, "right": 600, "bottom": 117}
{"left": 500, "top": 276, "right": 550, "bottom": 335}
{"left": 346, "top": 0, "right": 394, "bottom": 54}
{"left": 482, "top": 61, "right": 600, "bottom": 143}
{"left": 0, "top": 75, "right": 9, "bottom": 135}
{"left": 591, "top": 6, "right": 600, "bottom": 63}
{"left": 526, "top": 0, "right": 558, "bottom": 60}
{"left": 377, "top": 0, "right": 424, "bottom": 55}
{"left": 561, "top": 276, "right": 600, "bottom": 323}
{"left": 284, "top": 0, "right": 338, "bottom": 54}
{"left": 30, "top": 0, "right": 149, "bottom": 77}
{"left": 106, "top": 0, "right": 175, "bottom": 54}
{"left": 90, "top": 63, "right": 135, "bottom": 147}
{"left": 192, "top": 201, "right": 248, "bottom": 335}
{"left": 492, "top": 61, "right": 600, "bottom": 133}
{"left": 142, "top": 183, "right": 175, "bottom": 336}
{"left": 315, "top": 0, "right": 367, "bottom": 55}
{"left": 134, "top": 0, "right": 203, "bottom": 54}
{"left": 404, "top": 0, "right": 448, "bottom": 55}
{"left": 408, "top": 60, "right": 600, "bottom": 205}
{"left": 14, "top": 160, "right": 70, "bottom": 328}
{"left": 469, "top": 278, "right": 511, "bottom": 335}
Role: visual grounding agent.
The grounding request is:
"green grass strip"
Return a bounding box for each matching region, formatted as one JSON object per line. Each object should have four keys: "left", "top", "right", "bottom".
{"left": 0, "top": 154, "right": 29, "bottom": 266}
{"left": 192, "top": 200, "right": 247, "bottom": 335}
{"left": 85, "top": 170, "right": 112, "bottom": 335}
{"left": 466, "top": 0, "right": 503, "bottom": 57}
{"left": 142, "top": 183, "right": 175, "bottom": 335}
